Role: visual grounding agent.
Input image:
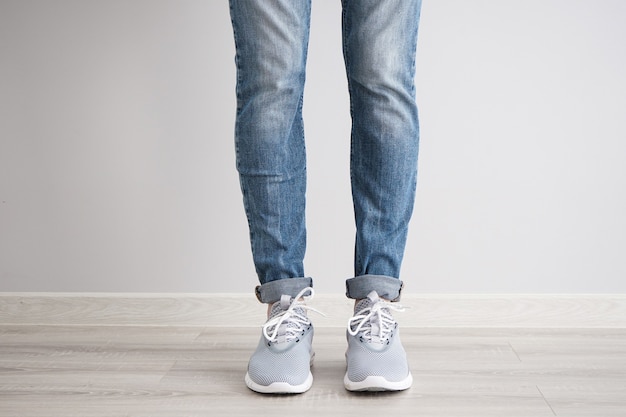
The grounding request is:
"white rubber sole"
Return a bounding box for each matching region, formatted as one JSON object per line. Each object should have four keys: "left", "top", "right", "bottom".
{"left": 344, "top": 372, "right": 413, "bottom": 392}
{"left": 245, "top": 371, "right": 313, "bottom": 394}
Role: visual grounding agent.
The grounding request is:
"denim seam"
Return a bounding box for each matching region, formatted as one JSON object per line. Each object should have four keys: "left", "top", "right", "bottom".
{"left": 341, "top": 0, "right": 363, "bottom": 277}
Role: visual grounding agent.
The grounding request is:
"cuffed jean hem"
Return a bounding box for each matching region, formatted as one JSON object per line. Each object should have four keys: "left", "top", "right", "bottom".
{"left": 345, "top": 274, "right": 403, "bottom": 302}
{"left": 255, "top": 277, "right": 313, "bottom": 304}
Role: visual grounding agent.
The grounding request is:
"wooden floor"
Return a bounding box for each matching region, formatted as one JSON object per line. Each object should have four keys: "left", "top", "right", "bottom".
{"left": 1, "top": 297, "right": 626, "bottom": 416}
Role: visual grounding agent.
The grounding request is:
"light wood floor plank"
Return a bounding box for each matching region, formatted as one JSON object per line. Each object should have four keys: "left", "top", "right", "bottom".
{"left": 4, "top": 325, "right": 623, "bottom": 416}
{"left": 3, "top": 293, "right": 626, "bottom": 328}
{"left": 1, "top": 294, "right": 625, "bottom": 416}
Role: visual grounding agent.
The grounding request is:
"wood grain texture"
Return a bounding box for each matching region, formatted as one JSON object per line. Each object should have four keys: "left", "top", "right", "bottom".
{"left": 1, "top": 325, "right": 625, "bottom": 416}
{"left": 1, "top": 294, "right": 625, "bottom": 415}
{"left": 1, "top": 293, "right": 625, "bottom": 328}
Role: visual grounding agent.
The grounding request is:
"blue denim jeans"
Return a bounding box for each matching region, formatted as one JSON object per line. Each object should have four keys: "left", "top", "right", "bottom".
{"left": 229, "top": 0, "right": 421, "bottom": 303}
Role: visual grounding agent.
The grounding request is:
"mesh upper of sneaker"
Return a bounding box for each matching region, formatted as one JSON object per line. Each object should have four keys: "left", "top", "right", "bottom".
{"left": 348, "top": 291, "right": 405, "bottom": 344}
{"left": 246, "top": 287, "right": 320, "bottom": 389}
{"left": 345, "top": 291, "right": 410, "bottom": 384}
{"left": 263, "top": 288, "right": 323, "bottom": 344}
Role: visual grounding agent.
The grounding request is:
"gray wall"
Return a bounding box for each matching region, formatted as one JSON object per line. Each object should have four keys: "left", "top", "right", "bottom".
{"left": 1, "top": 0, "right": 625, "bottom": 294}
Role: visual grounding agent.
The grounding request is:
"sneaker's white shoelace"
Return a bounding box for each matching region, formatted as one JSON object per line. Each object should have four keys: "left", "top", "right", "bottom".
{"left": 347, "top": 299, "right": 405, "bottom": 341}
{"left": 263, "top": 287, "right": 324, "bottom": 343}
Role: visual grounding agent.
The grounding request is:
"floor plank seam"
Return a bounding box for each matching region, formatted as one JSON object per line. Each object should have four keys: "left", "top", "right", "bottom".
{"left": 536, "top": 385, "right": 558, "bottom": 416}
{"left": 2, "top": 293, "right": 626, "bottom": 328}
{"left": 508, "top": 342, "right": 523, "bottom": 363}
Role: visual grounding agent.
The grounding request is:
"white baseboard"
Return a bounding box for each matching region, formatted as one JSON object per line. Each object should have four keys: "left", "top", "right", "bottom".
{"left": 1, "top": 293, "right": 625, "bottom": 328}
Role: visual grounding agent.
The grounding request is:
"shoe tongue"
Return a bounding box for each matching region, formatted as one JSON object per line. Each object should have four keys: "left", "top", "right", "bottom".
{"left": 354, "top": 291, "right": 379, "bottom": 314}
{"left": 268, "top": 295, "right": 306, "bottom": 343}
{"left": 268, "top": 295, "right": 292, "bottom": 319}
{"left": 354, "top": 291, "right": 384, "bottom": 343}
{"left": 367, "top": 290, "right": 380, "bottom": 303}
{"left": 280, "top": 294, "right": 292, "bottom": 310}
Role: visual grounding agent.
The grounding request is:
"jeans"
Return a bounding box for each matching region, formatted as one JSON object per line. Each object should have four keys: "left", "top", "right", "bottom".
{"left": 229, "top": 0, "right": 421, "bottom": 303}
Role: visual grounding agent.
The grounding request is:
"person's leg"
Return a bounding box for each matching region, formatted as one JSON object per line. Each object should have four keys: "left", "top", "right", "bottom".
{"left": 229, "top": 0, "right": 316, "bottom": 395}
{"left": 341, "top": 0, "right": 422, "bottom": 392}
{"left": 229, "top": 0, "right": 312, "bottom": 304}
{"left": 342, "top": 0, "right": 422, "bottom": 302}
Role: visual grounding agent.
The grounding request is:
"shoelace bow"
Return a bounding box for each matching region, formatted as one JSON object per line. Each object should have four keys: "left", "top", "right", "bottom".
{"left": 263, "top": 287, "right": 324, "bottom": 343}
{"left": 347, "top": 299, "right": 406, "bottom": 341}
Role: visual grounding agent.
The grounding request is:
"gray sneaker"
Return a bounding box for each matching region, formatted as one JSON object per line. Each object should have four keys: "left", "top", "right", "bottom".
{"left": 344, "top": 290, "right": 413, "bottom": 391}
{"left": 245, "top": 287, "right": 319, "bottom": 394}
